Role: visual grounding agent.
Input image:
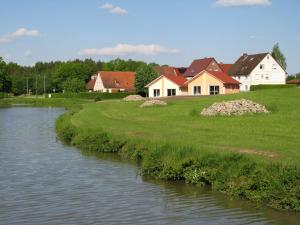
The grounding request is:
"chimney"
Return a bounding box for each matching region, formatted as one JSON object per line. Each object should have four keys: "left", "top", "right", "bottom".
{"left": 243, "top": 53, "right": 248, "bottom": 57}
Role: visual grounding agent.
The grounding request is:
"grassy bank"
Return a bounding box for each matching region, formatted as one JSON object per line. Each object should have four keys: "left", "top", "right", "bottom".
{"left": 0, "top": 96, "right": 92, "bottom": 108}
{"left": 56, "top": 88, "right": 300, "bottom": 211}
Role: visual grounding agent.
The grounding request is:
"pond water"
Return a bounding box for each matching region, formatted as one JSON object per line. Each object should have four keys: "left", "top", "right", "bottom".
{"left": 0, "top": 107, "right": 299, "bottom": 225}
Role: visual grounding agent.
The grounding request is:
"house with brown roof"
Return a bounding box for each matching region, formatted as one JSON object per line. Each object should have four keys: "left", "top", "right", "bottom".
{"left": 183, "top": 57, "right": 222, "bottom": 79}
{"left": 89, "top": 71, "right": 135, "bottom": 93}
{"left": 228, "top": 53, "right": 286, "bottom": 91}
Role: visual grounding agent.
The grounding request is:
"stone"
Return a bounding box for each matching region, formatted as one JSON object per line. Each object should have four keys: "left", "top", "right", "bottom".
{"left": 201, "top": 99, "right": 269, "bottom": 116}
{"left": 140, "top": 100, "right": 167, "bottom": 108}
{"left": 123, "top": 95, "right": 145, "bottom": 101}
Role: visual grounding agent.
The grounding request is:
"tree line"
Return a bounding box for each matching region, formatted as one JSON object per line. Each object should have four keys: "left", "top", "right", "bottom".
{"left": 0, "top": 57, "right": 159, "bottom": 95}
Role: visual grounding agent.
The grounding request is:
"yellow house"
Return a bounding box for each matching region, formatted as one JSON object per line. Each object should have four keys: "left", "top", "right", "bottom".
{"left": 185, "top": 70, "right": 240, "bottom": 95}
{"left": 145, "top": 70, "right": 240, "bottom": 97}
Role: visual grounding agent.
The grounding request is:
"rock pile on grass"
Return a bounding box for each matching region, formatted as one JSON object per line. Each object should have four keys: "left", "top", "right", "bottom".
{"left": 123, "top": 95, "right": 144, "bottom": 101}
{"left": 140, "top": 100, "right": 167, "bottom": 108}
{"left": 201, "top": 99, "right": 269, "bottom": 116}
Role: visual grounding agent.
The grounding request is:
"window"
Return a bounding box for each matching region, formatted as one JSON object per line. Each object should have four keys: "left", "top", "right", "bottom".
{"left": 260, "top": 64, "right": 264, "bottom": 70}
{"left": 265, "top": 74, "right": 269, "bottom": 80}
{"left": 193, "top": 86, "right": 201, "bottom": 95}
{"left": 167, "top": 89, "right": 176, "bottom": 96}
{"left": 209, "top": 86, "right": 219, "bottom": 95}
{"left": 153, "top": 89, "right": 160, "bottom": 97}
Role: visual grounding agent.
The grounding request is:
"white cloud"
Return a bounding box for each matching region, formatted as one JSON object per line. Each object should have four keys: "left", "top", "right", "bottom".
{"left": 215, "top": 0, "right": 271, "bottom": 7}
{"left": 78, "top": 44, "right": 180, "bottom": 56}
{"left": 100, "top": 3, "right": 113, "bottom": 9}
{"left": 0, "top": 28, "right": 41, "bottom": 44}
{"left": 12, "top": 28, "right": 40, "bottom": 37}
{"left": 110, "top": 7, "right": 128, "bottom": 15}
{"left": 0, "top": 36, "right": 12, "bottom": 43}
{"left": 99, "top": 3, "right": 128, "bottom": 15}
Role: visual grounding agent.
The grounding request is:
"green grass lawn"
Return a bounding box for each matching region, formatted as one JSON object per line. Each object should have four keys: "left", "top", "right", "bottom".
{"left": 72, "top": 88, "right": 300, "bottom": 163}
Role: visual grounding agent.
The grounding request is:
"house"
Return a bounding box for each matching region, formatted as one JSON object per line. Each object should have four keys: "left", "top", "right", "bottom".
{"left": 89, "top": 71, "right": 135, "bottom": 92}
{"left": 183, "top": 57, "right": 222, "bottom": 79}
{"left": 86, "top": 74, "right": 97, "bottom": 92}
{"left": 228, "top": 53, "right": 286, "bottom": 91}
{"left": 146, "top": 70, "right": 240, "bottom": 98}
{"left": 185, "top": 70, "right": 240, "bottom": 95}
{"left": 146, "top": 74, "right": 187, "bottom": 98}
{"left": 287, "top": 79, "right": 300, "bottom": 86}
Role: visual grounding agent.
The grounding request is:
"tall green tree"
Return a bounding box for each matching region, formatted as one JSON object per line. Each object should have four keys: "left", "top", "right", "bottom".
{"left": 135, "top": 64, "right": 159, "bottom": 95}
{"left": 0, "top": 57, "right": 11, "bottom": 93}
{"left": 272, "top": 43, "right": 287, "bottom": 71}
{"left": 62, "top": 78, "right": 86, "bottom": 93}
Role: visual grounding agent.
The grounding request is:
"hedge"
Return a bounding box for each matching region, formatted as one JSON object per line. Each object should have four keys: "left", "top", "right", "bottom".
{"left": 51, "top": 92, "right": 135, "bottom": 100}
{"left": 250, "top": 84, "right": 296, "bottom": 91}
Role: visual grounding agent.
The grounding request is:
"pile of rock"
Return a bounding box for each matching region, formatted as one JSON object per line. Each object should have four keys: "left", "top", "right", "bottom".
{"left": 201, "top": 99, "right": 269, "bottom": 116}
{"left": 140, "top": 100, "right": 167, "bottom": 108}
{"left": 123, "top": 95, "right": 145, "bottom": 101}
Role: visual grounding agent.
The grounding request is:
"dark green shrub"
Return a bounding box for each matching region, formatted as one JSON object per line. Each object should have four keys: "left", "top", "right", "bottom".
{"left": 55, "top": 113, "right": 78, "bottom": 144}
{"left": 94, "top": 96, "right": 102, "bottom": 102}
{"left": 72, "top": 130, "right": 125, "bottom": 153}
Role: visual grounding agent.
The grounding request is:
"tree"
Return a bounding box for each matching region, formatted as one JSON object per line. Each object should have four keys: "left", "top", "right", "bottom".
{"left": 295, "top": 73, "right": 300, "bottom": 80}
{"left": 286, "top": 75, "right": 295, "bottom": 81}
{"left": 62, "top": 78, "right": 86, "bottom": 93}
{"left": 272, "top": 43, "right": 287, "bottom": 71}
{"left": 52, "top": 61, "right": 94, "bottom": 91}
{"left": 0, "top": 57, "right": 11, "bottom": 93}
{"left": 135, "top": 64, "right": 159, "bottom": 95}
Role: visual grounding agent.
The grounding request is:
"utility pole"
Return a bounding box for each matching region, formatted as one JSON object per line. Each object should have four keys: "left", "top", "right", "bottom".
{"left": 35, "top": 75, "right": 38, "bottom": 97}
{"left": 26, "top": 77, "right": 29, "bottom": 96}
{"left": 43, "top": 74, "right": 46, "bottom": 98}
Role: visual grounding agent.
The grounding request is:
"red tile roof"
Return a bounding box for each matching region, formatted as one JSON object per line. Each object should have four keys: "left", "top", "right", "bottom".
{"left": 183, "top": 58, "right": 215, "bottom": 77}
{"left": 219, "top": 64, "right": 233, "bottom": 73}
{"left": 286, "top": 79, "right": 300, "bottom": 85}
{"left": 154, "top": 66, "right": 182, "bottom": 76}
{"left": 86, "top": 78, "right": 96, "bottom": 90}
{"left": 209, "top": 71, "right": 240, "bottom": 84}
{"left": 99, "top": 71, "right": 135, "bottom": 90}
{"left": 164, "top": 74, "right": 187, "bottom": 86}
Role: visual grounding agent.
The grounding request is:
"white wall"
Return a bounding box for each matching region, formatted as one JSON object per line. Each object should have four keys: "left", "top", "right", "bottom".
{"left": 93, "top": 73, "right": 107, "bottom": 92}
{"left": 148, "top": 77, "right": 181, "bottom": 98}
{"left": 233, "top": 54, "right": 286, "bottom": 91}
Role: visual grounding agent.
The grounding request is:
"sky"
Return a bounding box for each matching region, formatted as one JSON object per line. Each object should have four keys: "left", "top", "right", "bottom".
{"left": 0, "top": 0, "right": 299, "bottom": 74}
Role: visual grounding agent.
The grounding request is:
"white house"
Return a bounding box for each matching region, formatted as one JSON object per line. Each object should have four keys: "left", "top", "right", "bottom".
{"left": 88, "top": 71, "right": 135, "bottom": 93}
{"left": 228, "top": 53, "right": 286, "bottom": 91}
{"left": 146, "top": 74, "right": 187, "bottom": 98}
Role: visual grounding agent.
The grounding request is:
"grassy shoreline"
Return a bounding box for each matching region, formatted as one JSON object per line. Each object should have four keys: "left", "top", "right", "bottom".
{"left": 55, "top": 88, "right": 300, "bottom": 212}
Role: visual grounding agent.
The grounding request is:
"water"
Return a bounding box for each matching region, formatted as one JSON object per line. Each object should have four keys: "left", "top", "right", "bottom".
{"left": 0, "top": 107, "right": 299, "bottom": 225}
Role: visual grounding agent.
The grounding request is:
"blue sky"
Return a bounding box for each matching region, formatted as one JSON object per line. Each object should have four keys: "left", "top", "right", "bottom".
{"left": 0, "top": 0, "right": 299, "bottom": 74}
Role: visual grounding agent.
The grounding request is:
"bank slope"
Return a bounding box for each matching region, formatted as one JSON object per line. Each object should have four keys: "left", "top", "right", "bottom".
{"left": 56, "top": 88, "right": 300, "bottom": 211}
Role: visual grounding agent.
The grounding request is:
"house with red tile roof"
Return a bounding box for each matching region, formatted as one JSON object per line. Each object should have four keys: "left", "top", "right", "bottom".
{"left": 146, "top": 58, "right": 240, "bottom": 97}
{"left": 185, "top": 70, "right": 240, "bottom": 95}
{"left": 88, "top": 71, "right": 136, "bottom": 92}
{"left": 145, "top": 73, "right": 188, "bottom": 98}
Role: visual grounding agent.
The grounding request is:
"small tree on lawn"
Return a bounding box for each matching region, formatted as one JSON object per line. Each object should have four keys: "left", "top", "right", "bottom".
{"left": 135, "top": 64, "right": 159, "bottom": 96}
{"left": 272, "top": 43, "right": 287, "bottom": 71}
{"left": 62, "top": 78, "right": 86, "bottom": 93}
